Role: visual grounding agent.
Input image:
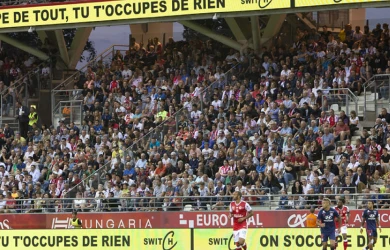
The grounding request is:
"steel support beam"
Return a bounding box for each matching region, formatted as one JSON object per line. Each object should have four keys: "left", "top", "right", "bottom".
{"left": 68, "top": 27, "right": 92, "bottom": 69}
{"left": 179, "top": 20, "right": 244, "bottom": 51}
{"left": 36, "top": 30, "right": 48, "bottom": 44}
{"left": 260, "top": 14, "right": 286, "bottom": 44}
{"left": 225, "top": 17, "right": 249, "bottom": 43}
{"left": 250, "top": 16, "right": 261, "bottom": 53}
{"left": 295, "top": 13, "right": 316, "bottom": 30}
{"left": 54, "top": 30, "right": 70, "bottom": 66}
{"left": 0, "top": 34, "right": 49, "bottom": 60}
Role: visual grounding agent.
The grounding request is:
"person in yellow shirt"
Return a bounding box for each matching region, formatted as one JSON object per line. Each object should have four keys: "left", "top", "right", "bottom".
{"left": 111, "top": 145, "right": 123, "bottom": 159}
{"left": 306, "top": 207, "right": 317, "bottom": 228}
{"left": 70, "top": 211, "right": 82, "bottom": 229}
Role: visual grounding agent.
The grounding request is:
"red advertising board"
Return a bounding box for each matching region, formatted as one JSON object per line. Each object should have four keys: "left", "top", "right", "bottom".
{"left": 1, "top": 210, "right": 390, "bottom": 229}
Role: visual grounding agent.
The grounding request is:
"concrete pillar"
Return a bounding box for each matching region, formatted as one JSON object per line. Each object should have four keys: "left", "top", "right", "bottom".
{"left": 130, "top": 23, "right": 173, "bottom": 47}
{"left": 250, "top": 16, "right": 261, "bottom": 53}
{"left": 179, "top": 20, "right": 244, "bottom": 51}
{"left": 68, "top": 27, "right": 92, "bottom": 69}
{"left": 0, "top": 34, "right": 49, "bottom": 60}
{"left": 349, "top": 9, "right": 366, "bottom": 29}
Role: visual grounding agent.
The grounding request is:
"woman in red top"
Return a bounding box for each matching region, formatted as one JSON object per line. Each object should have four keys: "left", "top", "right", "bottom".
{"left": 219, "top": 160, "right": 230, "bottom": 178}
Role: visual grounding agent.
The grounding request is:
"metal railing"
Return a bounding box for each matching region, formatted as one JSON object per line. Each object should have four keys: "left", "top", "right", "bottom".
{"left": 363, "top": 74, "right": 390, "bottom": 118}
{"left": 52, "top": 100, "right": 84, "bottom": 127}
{"left": 1, "top": 193, "right": 388, "bottom": 214}
{"left": 173, "top": 65, "right": 238, "bottom": 133}
{"left": 66, "top": 65, "right": 240, "bottom": 195}
{"left": 320, "top": 88, "right": 359, "bottom": 116}
{"left": 51, "top": 44, "right": 129, "bottom": 115}
{"left": 0, "top": 60, "right": 51, "bottom": 130}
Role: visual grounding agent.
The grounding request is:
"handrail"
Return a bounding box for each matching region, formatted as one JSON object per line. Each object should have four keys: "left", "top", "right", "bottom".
{"left": 0, "top": 59, "right": 50, "bottom": 96}
{"left": 4, "top": 192, "right": 388, "bottom": 213}
{"left": 320, "top": 87, "right": 359, "bottom": 101}
{"left": 362, "top": 74, "right": 390, "bottom": 118}
{"left": 319, "top": 87, "right": 359, "bottom": 116}
{"left": 51, "top": 44, "right": 129, "bottom": 91}
{"left": 0, "top": 59, "right": 51, "bottom": 120}
{"left": 54, "top": 99, "right": 84, "bottom": 111}
{"left": 66, "top": 65, "right": 239, "bottom": 194}
{"left": 362, "top": 74, "right": 390, "bottom": 88}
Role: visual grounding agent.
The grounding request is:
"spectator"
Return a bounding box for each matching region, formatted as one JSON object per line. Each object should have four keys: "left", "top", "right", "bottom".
{"left": 15, "top": 101, "right": 29, "bottom": 138}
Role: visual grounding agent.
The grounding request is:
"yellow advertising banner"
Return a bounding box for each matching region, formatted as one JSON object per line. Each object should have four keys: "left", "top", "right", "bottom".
{"left": 296, "top": 0, "right": 389, "bottom": 8}
{"left": 0, "top": 0, "right": 290, "bottom": 29}
{"left": 195, "top": 228, "right": 390, "bottom": 250}
{"left": 0, "top": 229, "right": 190, "bottom": 249}
{"left": 1, "top": 228, "right": 390, "bottom": 249}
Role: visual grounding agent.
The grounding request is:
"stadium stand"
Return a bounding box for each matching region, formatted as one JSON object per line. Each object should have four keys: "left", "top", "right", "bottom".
{"left": 1, "top": 23, "right": 390, "bottom": 214}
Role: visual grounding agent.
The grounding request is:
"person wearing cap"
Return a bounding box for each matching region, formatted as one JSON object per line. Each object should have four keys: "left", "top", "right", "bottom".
{"left": 70, "top": 210, "right": 82, "bottom": 229}
{"left": 28, "top": 106, "right": 38, "bottom": 131}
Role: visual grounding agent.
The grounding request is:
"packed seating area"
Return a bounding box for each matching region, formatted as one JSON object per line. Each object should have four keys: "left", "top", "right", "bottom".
{"left": 1, "top": 23, "right": 390, "bottom": 213}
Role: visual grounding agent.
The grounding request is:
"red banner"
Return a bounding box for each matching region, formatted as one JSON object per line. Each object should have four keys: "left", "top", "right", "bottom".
{"left": 0, "top": 214, "right": 46, "bottom": 229}
{"left": 1, "top": 210, "right": 390, "bottom": 229}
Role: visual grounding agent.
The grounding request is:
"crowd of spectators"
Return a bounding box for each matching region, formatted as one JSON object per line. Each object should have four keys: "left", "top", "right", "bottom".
{"left": 2, "top": 22, "right": 390, "bottom": 213}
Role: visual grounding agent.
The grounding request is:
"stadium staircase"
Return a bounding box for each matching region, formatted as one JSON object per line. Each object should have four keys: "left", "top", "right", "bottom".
{"left": 50, "top": 45, "right": 130, "bottom": 128}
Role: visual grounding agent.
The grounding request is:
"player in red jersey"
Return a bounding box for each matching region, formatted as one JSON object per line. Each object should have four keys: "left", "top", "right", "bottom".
{"left": 334, "top": 198, "right": 350, "bottom": 250}
{"left": 228, "top": 191, "right": 253, "bottom": 250}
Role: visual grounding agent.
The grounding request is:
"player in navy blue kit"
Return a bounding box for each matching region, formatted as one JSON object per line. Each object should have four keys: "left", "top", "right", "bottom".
{"left": 316, "top": 198, "right": 341, "bottom": 250}
{"left": 360, "top": 200, "right": 382, "bottom": 250}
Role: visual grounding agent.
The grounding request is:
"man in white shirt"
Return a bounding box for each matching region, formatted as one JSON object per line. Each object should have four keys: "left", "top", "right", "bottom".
{"left": 298, "top": 91, "right": 311, "bottom": 108}
{"left": 190, "top": 104, "right": 202, "bottom": 125}
{"left": 135, "top": 153, "right": 148, "bottom": 169}
{"left": 280, "top": 65, "right": 291, "bottom": 77}
{"left": 30, "top": 165, "right": 41, "bottom": 183}
{"left": 79, "top": 130, "right": 90, "bottom": 144}
{"left": 201, "top": 142, "right": 213, "bottom": 160}
{"left": 346, "top": 156, "right": 360, "bottom": 172}
{"left": 312, "top": 80, "right": 321, "bottom": 97}
{"left": 273, "top": 156, "right": 285, "bottom": 174}
{"left": 211, "top": 94, "right": 222, "bottom": 110}
{"left": 122, "top": 65, "right": 132, "bottom": 80}
{"left": 23, "top": 146, "right": 34, "bottom": 161}
{"left": 221, "top": 85, "right": 233, "bottom": 100}
{"left": 0, "top": 165, "right": 9, "bottom": 179}
{"left": 214, "top": 67, "right": 225, "bottom": 81}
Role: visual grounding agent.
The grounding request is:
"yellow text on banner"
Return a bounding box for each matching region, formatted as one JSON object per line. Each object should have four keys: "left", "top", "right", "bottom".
{"left": 195, "top": 228, "right": 390, "bottom": 250}
{"left": 0, "top": 229, "right": 190, "bottom": 250}
{"left": 0, "top": 0, "right": 290, "bottom": 29}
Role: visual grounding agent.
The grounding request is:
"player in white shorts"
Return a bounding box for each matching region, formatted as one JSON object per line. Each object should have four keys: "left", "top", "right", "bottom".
{"left": 229, "top": 191, "right": 253, "bottom": 250}
{"left": 334, "top": 198, "right": 350, "bottom": 250}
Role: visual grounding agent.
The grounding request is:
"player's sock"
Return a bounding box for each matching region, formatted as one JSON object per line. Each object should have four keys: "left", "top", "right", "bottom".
{"left": 330, "top": 247, "right": 335, "bottom": 250}
{"left": 343, "top": 239, "right": 348, "bottom": 250}
{"left": 235, "top": 242, "right": 241, "bottom": 250}
{"left": 241, "top": 243, "right": 247, "bottom": 250}
{"left": 335, "top": 241, "right": 338, "bottom": 249}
